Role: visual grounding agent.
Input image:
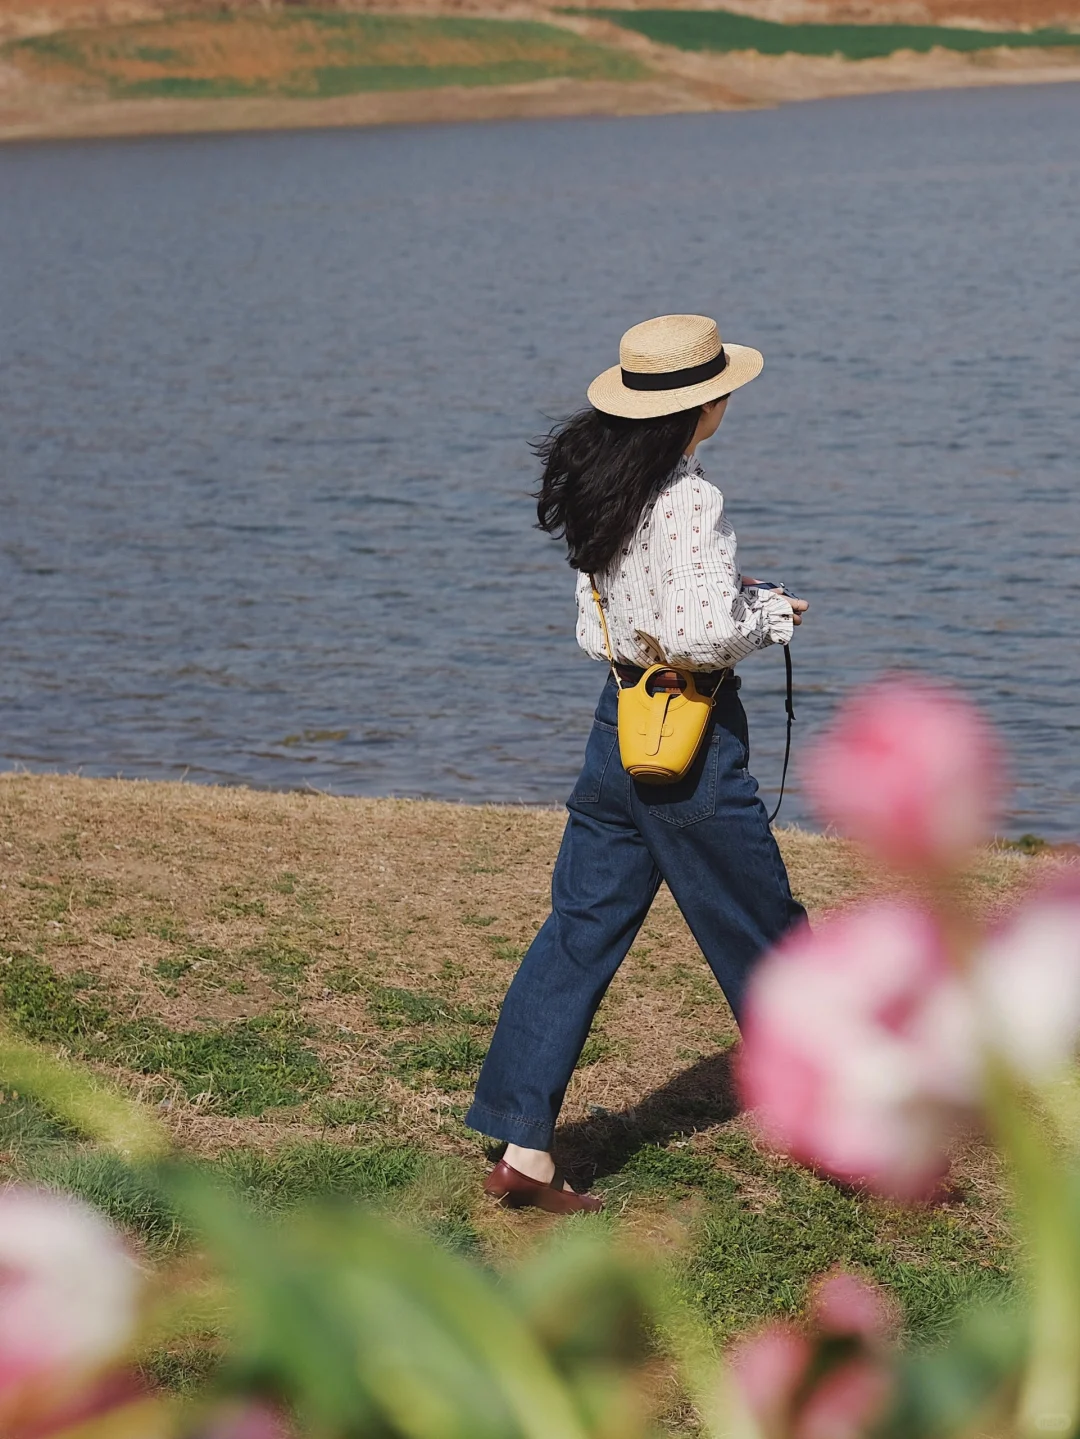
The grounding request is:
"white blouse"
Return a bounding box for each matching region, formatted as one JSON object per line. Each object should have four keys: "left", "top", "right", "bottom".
{"left": 575, "top": 456, "right": 794, "bottom": 671}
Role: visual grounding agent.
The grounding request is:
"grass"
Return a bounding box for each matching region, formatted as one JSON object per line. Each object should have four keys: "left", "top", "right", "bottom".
{"left": 4, "top": 13, "right": 646, "bottom": 101}
{"left": 0, "top": 774, "right": 1062, "bottom": 1394}
{"left": 369, "top": 984, "right": 492, "bottom": 1030}
{"left": 0, "top": 950, "right": 329, "bottom": 1115}
{"left": 679, "top": 1130, "right": 1013, "bottom": 1346}
{"left": 389, "top": 1032, "right": 489, "bottom": 1087}
{"left": 209, "top": 1139, "right": 424, "bottom": 1212}
{"left": 592, "top": 9, "right": 1080, "bottom": 59}
{"left": 115, "top": 1013, "right": 331, "bottom": 1115}
{"left": 0, "top": 1091, "right": 465, "bottom": 1250}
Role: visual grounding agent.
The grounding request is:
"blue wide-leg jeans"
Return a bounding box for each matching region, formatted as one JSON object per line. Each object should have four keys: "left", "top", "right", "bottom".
{"left": 466, "top": 674, "right": 807, "bottom": 1150}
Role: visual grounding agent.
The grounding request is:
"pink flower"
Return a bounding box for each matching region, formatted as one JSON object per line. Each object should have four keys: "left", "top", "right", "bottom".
{"left": 729, "top": 1272, "right": 895, "bottom": 1439}
{"left": 795, "top": 1360, "right": 893, "bottom": 1439}
{"left": 973, "top": 878, "right": 1080, "bottom": 1080}
{"left": 806, "top": 676, "right": 1006, "bottom": 871}
{"left": 0, "top": 1189, "right": 139, "bottom": 1427}
{"left": 729, "top": 1324, "right": 812, "bottom": 1434}
{"left": 9, "top": 1371, "right": 154, "bottom": 1439}
{"left": 811, "top": 1271, "right": 896, "bottom": 1340}
{"left": 737, "top": 901, "right": 979, "bottom": 1199}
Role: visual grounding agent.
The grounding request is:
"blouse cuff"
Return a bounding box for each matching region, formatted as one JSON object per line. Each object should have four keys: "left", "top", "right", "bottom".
{"left": 756, "top": 590, "right": 795, "bottom": 646}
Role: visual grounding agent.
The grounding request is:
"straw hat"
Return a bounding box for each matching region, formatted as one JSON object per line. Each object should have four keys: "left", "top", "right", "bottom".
{"left": 587, "top": 313, "right": 763, "bottom": 420}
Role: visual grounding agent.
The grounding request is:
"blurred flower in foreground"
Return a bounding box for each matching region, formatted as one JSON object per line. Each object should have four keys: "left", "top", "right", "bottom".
{"left": 737, "top": 901, "right": 978, "bottom": 1200}
{"left": 0, "top": 1188, "right": 139, "bottom": 1430}
{"left": 806, "top": 675, "right": 1006, "bottom": 870}
{"left": 973, "top": 879, "right": 1080, "bottom": 1082}
{"left": 743, "top": 674, "right": 1080, "bottom": 1204}
{"left": 729, "top": 1270, "right": 895, "bottom": 1439}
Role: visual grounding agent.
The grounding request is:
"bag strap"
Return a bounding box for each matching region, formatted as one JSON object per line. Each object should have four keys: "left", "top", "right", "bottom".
{"left": 589, "top": 575, "right": 624, "bottom": 690}
{"left": 767, "top": 645, "right": 795, "bottom": 824}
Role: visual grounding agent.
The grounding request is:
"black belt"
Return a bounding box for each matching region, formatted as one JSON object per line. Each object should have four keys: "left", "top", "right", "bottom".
{"left": 613, "top": 663, "right": 736, "bottom": 697}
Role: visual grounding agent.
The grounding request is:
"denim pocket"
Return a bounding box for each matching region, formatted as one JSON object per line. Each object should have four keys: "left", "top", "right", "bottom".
{"left": 569, "top": 723, "right": 619, "bottom": 805}
{"left": 642, "top": 731, "right": 719, "bottom": 827}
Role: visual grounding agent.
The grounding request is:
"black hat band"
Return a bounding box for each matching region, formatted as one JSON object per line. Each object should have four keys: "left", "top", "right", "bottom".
{"left": 621, "top": 347, "right": 728, "bottom": 392}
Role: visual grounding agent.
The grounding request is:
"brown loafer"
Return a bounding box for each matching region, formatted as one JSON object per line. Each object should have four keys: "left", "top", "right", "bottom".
{"left": 483, "top": 1159, "right": 603, "bottom": 1214}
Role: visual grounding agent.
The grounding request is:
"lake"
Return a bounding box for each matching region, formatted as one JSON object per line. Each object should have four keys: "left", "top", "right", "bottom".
{"left": 2, "top": 84, "right": 1078, "bottom": 837}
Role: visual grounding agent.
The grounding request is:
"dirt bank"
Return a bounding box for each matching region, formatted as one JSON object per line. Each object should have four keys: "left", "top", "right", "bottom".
{"left": 1, "top": 0, "right": 1079, "bottom": 144}
{"left": 2, "top": 39, "right": 1078, "bottom": 143}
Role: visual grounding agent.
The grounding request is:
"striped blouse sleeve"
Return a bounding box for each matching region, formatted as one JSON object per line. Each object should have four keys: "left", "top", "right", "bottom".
{"left": 654, "top": 474, "right": 793, "bottom": 669}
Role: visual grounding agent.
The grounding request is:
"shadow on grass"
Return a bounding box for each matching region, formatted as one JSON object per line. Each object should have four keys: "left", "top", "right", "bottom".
{"left": 551, "top": 1049, "right": 741, "bottom": 1186}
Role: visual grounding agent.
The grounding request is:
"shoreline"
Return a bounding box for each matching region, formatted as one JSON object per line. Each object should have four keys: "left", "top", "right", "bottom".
{"left": 0, "top": 770, "right": 1070, "bottom": 849}
{"left": 2, "top": 43, "right": 1080, "bottom": 144}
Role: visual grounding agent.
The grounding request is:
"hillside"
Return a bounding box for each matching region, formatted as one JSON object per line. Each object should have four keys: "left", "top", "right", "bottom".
{"left": 1, "top": 0, "right": 1079, "bottom": 141}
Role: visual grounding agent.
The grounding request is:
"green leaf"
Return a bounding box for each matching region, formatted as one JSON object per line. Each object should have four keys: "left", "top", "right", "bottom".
{"left": 169, "top": 1171, "right": 591, "bottom": 1439}
{"left": 0, "top": 1024, "right": 165, "bottom": 1161}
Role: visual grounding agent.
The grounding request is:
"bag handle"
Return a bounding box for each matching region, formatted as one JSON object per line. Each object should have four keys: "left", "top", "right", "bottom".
{"left": 589, "top": 574, "right": 624, "bottom": 690}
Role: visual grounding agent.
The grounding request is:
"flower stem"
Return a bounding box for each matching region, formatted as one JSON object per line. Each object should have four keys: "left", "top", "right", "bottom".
{"left": 984, "top": 1056, "right": 1080, "bottom": 1438}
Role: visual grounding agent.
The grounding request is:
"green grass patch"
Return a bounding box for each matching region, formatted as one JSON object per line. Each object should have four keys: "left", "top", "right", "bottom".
{"left": 369, "top": 984, "right": 492, "bottom": 1030}
{"left": 117, "top": 76, "right": 253, "bottom": 99}
{"left": 389, "top": 1031, "right": 488, "bottom": 1088}
{"left": 0, "top": 1089, "right": 82, "bottom": 1151}
{"left": 0, "top": 951, "right": 110, "bottom": 1047}
{"left": 486, "top": 935, "right": 526, "bottom": 965}
{"left": 589, "top": 9, "right": 1080, "bottom": 59}
{"left": 323, "top": 963, "right": 363, "bottom": 995}
{"left": 214, "top": 886, "right": 267, "bottom": 921}
{"left": 606, "top": 1143, "right": 737, "bottom": 1200}
{"left": 577, "top": 1035, "right": 616, "bottom": 1066}
{"left": 211, "top": 1140, "right": 421, "bottom": 1211}
{"left": 4, "top": 1125, "right": 438, "bottom": 1254}
{"left": 314, "top": 1096, "right": 388, "bottom": 1128}
{"left": 116, "top": 1014, "right": 330, "bottom": 1116}
{"left": 31, "top": 1149, "right": 187, "bottom": 1252}
{"left": 153, "top": 955, "right": 194, "bottom": 982}
{"left": 1001, "top": 833, "right": 1053, "bottom": 855}
{"left": 679, "top": 1130, "right": 1014, "bottom": 1345}
{"left": 244, "top": 939, "right": 315, "bottom": 986}
{"left": 0, "top": 952, "right": 328, "bottom": 1116}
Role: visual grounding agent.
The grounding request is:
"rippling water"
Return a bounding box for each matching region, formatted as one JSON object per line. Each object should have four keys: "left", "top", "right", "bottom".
{"left": 2, "top": 85, "right": 1079, "bottom": 836}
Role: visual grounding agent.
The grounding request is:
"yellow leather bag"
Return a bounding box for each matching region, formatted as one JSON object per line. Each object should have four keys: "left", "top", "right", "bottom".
{"left": 590, "top": 578, "right": 718, "bottom": 784}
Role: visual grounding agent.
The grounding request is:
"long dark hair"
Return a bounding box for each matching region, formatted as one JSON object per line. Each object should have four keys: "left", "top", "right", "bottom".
{"left": 533, "top": 405, "right": 700, "bottom": 574}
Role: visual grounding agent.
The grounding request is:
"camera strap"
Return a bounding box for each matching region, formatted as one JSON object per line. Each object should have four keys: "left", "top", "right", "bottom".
{"left": 767, "top": 644, "right": 795, "bottom": 824}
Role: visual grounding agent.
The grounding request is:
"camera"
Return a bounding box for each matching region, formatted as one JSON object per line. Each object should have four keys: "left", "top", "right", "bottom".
{"left": 745, "top": 579, "right": 804, "bottom": 607}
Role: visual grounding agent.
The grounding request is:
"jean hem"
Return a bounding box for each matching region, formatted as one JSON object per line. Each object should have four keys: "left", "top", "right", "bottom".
{"left": 465, "top": 1100, "right": 555, "bottom": 1150}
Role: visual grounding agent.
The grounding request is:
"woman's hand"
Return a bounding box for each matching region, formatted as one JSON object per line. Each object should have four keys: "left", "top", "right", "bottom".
{"left": 785, "top": 594, "right": 810, "bottom": 626}
{"left": 742, "top": 577, "right": 809, "bottom": 625}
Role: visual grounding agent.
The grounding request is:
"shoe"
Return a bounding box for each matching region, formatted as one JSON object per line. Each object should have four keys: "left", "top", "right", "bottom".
{"left": 483, "top": 1158, "right": 603, "bottom": 1214}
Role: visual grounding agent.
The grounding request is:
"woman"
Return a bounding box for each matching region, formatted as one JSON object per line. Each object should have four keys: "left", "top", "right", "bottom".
{"left": 465, "top": 314, "right": 809, "bottom": 1213}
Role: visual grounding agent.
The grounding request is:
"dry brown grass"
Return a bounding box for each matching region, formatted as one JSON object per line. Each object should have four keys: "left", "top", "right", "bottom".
{"left": 0, "top": 770, "right": 1049, "bottom": 1166}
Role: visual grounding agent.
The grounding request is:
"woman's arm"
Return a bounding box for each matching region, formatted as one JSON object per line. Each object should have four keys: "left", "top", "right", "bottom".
{"left": 652, "top": 475, "right": 795, "bottom": 669}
